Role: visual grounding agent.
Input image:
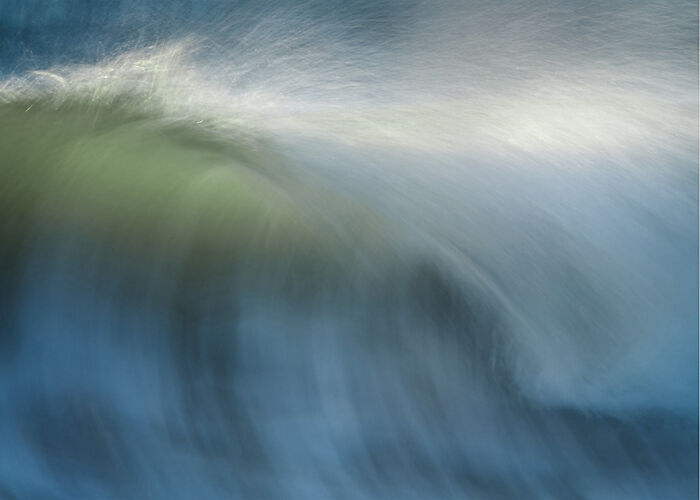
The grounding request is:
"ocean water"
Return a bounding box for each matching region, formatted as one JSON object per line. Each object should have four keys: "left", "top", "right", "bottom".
{"left": 0, "top": 1, "right": 697, "bottom": 499}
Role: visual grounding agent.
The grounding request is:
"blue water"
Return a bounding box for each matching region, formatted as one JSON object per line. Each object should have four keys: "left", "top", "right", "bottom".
{"left": 0, "top": 1, "right": 697, "bottom": 499}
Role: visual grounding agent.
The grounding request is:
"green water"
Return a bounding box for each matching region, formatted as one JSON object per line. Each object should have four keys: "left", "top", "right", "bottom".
{"left": 0, "top": 94, "right": 398, "bottom": 293}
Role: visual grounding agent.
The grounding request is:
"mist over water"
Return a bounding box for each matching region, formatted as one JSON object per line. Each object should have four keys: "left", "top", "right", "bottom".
{"left": 0, "top": 1, "right": 697, "bottom": 499}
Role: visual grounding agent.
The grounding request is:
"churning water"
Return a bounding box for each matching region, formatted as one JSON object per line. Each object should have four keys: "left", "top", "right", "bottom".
{"left": 0, "top": 1, "right": 697, "bottom": 499}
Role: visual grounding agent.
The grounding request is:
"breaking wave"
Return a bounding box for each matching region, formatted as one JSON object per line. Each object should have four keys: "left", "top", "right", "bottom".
{"left": 0, "top": 2, "right": 697, "bottom": 499}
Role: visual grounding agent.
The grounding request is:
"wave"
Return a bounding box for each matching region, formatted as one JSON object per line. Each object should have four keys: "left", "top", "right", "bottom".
{"left": 0, "top": 2, "right": 697, "bottom": 499}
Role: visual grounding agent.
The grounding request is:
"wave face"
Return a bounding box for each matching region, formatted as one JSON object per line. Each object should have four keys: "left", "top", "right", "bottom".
{"left": 0, "top": 1, "right": 697, "bottom": 499}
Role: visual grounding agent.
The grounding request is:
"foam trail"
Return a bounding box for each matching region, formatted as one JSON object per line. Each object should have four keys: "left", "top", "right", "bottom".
{"left": 0, "top": 1, "right": 697, "bottom": 499}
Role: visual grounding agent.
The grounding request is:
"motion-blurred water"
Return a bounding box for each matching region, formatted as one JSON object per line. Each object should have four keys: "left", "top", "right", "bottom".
{"left": 0, "top": 1, "right": 697, "bottom": 499}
